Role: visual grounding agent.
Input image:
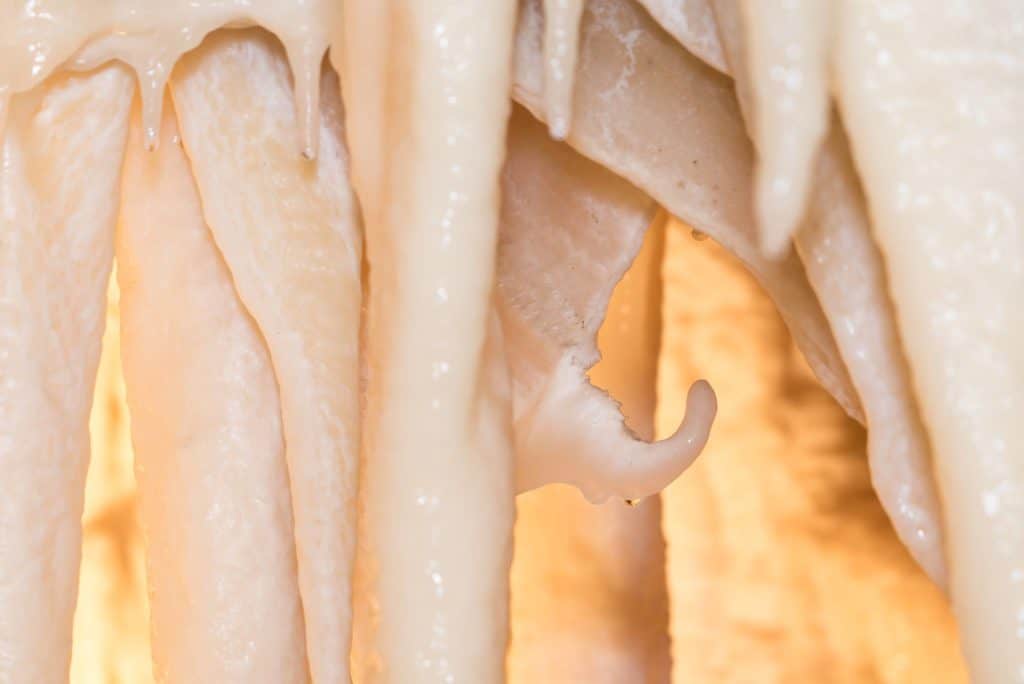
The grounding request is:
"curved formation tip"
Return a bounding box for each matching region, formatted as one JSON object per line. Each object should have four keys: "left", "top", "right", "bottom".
{"left": 515, "top": 357, "right": 717, "bottom": 503}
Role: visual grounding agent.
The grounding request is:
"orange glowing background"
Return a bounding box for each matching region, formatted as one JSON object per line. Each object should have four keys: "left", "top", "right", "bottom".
{"left": 72, "top": 273, "right": 151, "bottom": 683}
{"left": 71, "top": 219, "right": 967, "bottom": 682}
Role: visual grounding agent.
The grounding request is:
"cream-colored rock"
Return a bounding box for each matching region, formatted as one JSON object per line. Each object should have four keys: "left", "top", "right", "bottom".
{"left": 711, "top": 3, "right": 946, "bottom": 588}
{"left": 0, "top": 2, "right": 1016, "bottom": 682}
{"left": 836, "top": 2, "right": 1024, "bottom": 679}
{"left": 513, "top": 0, "right": 862, "bottom": 425}
{"left": 541, "top": 0, "right": 585, "bottom": 138}
{"left": 332, "top": 1, "right": 389, "bottom": 226}
{"left": 171, "top": 31, "right": 363, "bottom": 683}
{"left": 636, "top": 0, "right": 727, "bottom": 73}
{"left": 118, "top": 104, "right": 308, "bottom": 684}
{"left": 499, "top": 108, "right": 714, "bottom": 503}
{"left": 0, "top": 0, "right": 335, "bottom": 153}
{"left": 795, "top": 128, "right": 945, "bottom": 587}
{"left": 510, "top": 216, "right": 673, "bottom": 683}
{"left": 348, "top": 3, "right": 519, "bottom": 681}
{"left": 712, "top": 0, "right": 832, "bottom": 255}
{"left": 0, "top": 65, "right": 132, "bottom": 683}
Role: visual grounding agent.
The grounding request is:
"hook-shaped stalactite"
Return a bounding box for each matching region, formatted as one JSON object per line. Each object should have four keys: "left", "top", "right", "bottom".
{"left": 515, "top": 355, "right": 717, "bottom": 503}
